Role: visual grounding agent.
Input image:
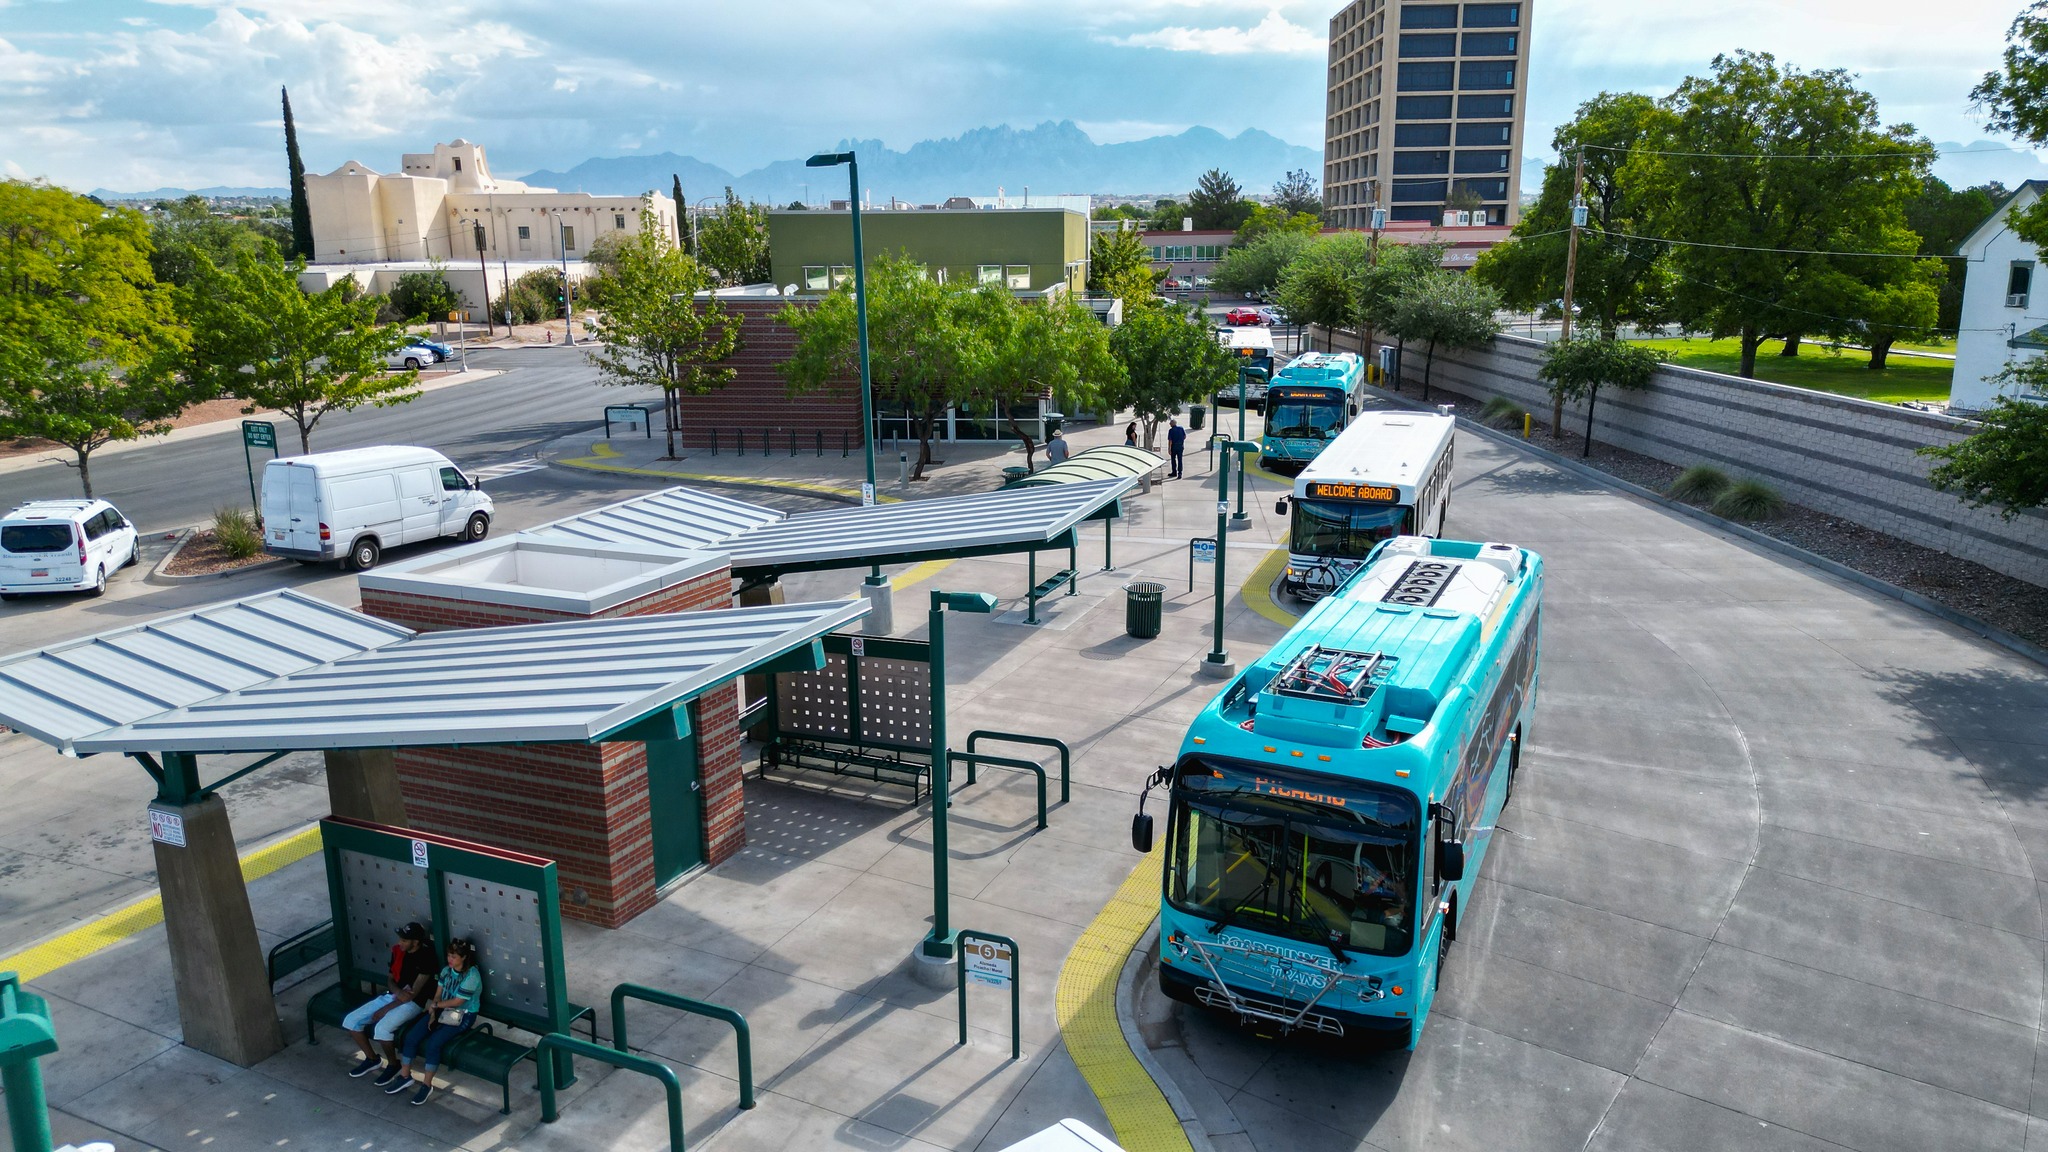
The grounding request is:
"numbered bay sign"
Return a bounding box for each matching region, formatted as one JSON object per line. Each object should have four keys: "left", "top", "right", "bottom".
{"left": 962, "top": 936, "right": 1014, "bottom": 988}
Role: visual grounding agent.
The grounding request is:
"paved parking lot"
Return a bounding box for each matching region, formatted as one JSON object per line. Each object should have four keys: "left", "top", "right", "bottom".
{"left": 1150, "top": 431, "right": 2048, "bottom": 1151}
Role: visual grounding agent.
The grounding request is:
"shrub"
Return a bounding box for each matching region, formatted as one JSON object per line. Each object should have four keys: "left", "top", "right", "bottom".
{"left": 1709, "top": 477, "right": 1784, "bottom": 521}
{"left": 212, "top": 506, "right": 262, "bottom": 559}
{"left": 1667, "top": 464, "right": 1732, "bottom": 503}
{"left": 1480, "top": 395, "right": 1525, "bottom": 429}
{"left": 500, "top": 268, "right": 566, "bottom": 325}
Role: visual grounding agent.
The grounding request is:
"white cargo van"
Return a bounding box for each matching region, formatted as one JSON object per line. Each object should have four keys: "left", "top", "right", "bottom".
{"left": 262, "top": 446, "right": 493, "bottom": 570}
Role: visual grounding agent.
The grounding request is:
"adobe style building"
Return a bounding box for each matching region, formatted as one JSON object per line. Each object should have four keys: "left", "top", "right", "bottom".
{"left": 1323, "top": 0, "right": 1533, "bottom": 228}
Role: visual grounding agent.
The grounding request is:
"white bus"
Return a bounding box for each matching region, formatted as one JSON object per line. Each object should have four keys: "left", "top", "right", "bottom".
{"left": 1273, "top": 412, "right": 1456, "bottom": 600}
{"left": 1213, "top": 327, "right": 1275, "bottom": 406}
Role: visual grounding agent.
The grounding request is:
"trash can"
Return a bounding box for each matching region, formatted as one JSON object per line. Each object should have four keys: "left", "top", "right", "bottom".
{"left": 1001, "top": 466, "right": 1030, "bottom": 486}
{"left": 1042, "top": 412, "right": 1066, "bottom": 438}
{"left": 1124, "top": 581, "right": 1165, "bottom": 639}
{"left": 1188, "top": 405, "right": 1207, "bottom": 431}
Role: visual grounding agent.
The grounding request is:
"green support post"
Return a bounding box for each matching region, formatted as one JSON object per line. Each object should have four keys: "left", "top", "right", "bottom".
{"left": 923, "top": 590, "right": 998, "bottom": 963}
{"left": 537, "top": 1033, "right": 684, "bottom": 1152}
{"left": 610, "top": 983, "right": 753, "bottom": 1110}
{"left": 1, "top": 973, "right": 58, "bottom": 1152}
{"left": 1103, "top": 518, "right": 1114, "bottom": 572}
{"left": 1205, "top": 443, "right": 1234, "bottom": 674}
{"left": 1233, "top": 368, "right": 1250, "bottom": 523}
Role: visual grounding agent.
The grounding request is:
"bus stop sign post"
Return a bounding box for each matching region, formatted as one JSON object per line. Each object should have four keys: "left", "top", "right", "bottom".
{"left": 240, "top": 421, "right": 277, "bottom": 514}
{"left": 955, "top": 930, "right": 1021, "bottom": 1060}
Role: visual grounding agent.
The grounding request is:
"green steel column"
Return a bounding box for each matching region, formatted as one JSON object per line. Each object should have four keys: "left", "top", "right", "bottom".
{"left": 1233, "top": 370, "right": 1249, "bottom": 522}
{"left": 1206, "top": 446, "right": 1232, "bottom": 671}
{"left": 849, "top": 155, "right": 884, "bottom": 589}
{"left": 2, "top": 1061, "right": 51, "bottom": 1152}
{"left": 923, "top": 590, "right": 953, "bottom": 959}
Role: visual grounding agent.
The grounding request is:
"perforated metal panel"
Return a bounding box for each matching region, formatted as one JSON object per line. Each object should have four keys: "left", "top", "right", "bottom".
{"left": 777, "top": 654, "right": 852, "bottom": 739}
{"left": 441, "top": 870, "right": 549, "bottom": 1024}
{"left": 857, "top": 657, "right": 930, "bottom": 748}
{"left": 338, "top": 849, "right": 433, "bottom": 983}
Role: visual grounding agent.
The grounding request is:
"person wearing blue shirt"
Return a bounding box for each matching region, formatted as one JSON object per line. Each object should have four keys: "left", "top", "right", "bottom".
{"left": 387, "top": 938, "right": 483, "bottom": 1105}
{"left": 1166, "top": 419, "right": 1187, "bottom": 479}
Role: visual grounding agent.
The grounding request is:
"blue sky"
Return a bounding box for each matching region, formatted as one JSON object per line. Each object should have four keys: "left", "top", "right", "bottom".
{"left": 1, "top": 0, "right": 2041, "bottom": 194}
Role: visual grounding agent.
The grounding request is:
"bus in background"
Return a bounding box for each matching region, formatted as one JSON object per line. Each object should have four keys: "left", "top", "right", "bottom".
{"left": 1258, "top": 352, "right": 1367, "bottom": 474}
{"left": 1274, "top": 412, "right": 1455, "bottom": 600}
{"left": 1213, "top": 327, "right": 1275, "bottom": 408}
{"left": 1130, "top": 534, "right": 1543, "bottom": 1050}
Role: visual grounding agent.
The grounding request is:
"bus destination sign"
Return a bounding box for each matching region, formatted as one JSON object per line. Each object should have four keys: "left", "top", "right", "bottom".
{"left": 1310, "top": 482, "right": 1397, "bottom": 502}
{"left": 1271, "top": 387, "right": 1331, "bottom": 400}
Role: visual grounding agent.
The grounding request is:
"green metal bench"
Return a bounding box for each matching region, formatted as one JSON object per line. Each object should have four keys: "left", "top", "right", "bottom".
{"left": 267, "top": 921, "right": 337, "bottom": 987}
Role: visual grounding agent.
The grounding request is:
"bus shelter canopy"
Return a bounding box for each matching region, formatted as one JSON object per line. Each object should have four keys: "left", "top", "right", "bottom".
{"left": 1009, "top": 446, "right": 1164, "bottom": 487}
{"left": 0, "top": 592, "right": 865, "bottom": 757}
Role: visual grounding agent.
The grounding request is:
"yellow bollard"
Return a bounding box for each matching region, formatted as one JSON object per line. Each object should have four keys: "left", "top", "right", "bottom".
{"left": 1522, "top": 413, "right": 1532, "bottom": 439}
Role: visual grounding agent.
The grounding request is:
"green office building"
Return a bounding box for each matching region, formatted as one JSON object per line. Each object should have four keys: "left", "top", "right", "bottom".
{"left": 768, "top": 206, "right": 1089, "bottom": 296}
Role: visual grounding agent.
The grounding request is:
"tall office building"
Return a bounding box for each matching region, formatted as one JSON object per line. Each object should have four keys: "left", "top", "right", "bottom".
{"left": 1323, "top": 1, "right": 1532, "bottom": 228}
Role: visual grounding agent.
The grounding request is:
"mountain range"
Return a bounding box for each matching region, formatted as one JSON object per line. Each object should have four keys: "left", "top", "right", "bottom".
{"left": 92, "top": 121, "right": 1321, "bottom": 204}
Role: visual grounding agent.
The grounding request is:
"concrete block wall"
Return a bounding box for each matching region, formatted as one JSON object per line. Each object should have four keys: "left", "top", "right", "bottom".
{"left": 362, "top": 564, "right": 750, "bottom": 928}
{"left": 672, "top": 297, "right": 864, "bottom": 452}
{"left": 1319, "top": 329, "right": 2048, "bottom": 587}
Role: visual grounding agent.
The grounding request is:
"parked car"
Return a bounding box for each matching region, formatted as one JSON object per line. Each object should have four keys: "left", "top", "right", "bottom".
{"left": 387, "top": 344, "right": 438, "bottom": 371}
{"left": 261, "top": 445, "right": 494, "bottom": 571}
{"left": 1258, "top": 306, "right": 1289, "bottom": 326}
{"left": 1160, "top": 277, "right": 1184, "bottom": 290}
{"left": 0, "top": 498, "right": 138, "bottom": 599}
{"left": 1193, "top": 277, "right": 1213, "bottom": 290}
{"left": 1225, "top": 307, "right": 1265, "bottom": 326}
{"left": 409, "top": 337, "right": 454, "bottom": 362}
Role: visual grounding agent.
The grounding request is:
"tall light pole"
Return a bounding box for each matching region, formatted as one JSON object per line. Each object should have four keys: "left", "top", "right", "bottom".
{"left": 689, "top": 195, "right": 721, "bottom": 258}
{"left": 1233, "top": 366, "right": 1265, "bottom": 524}
{"left": 920, "top": 589, "right": 999, "bottom": 968}
{"left": 807, "top": 150, "right": 890, "bottom": 628}
{"left": 551, "top": 209, "right": 576, "bottom": 346}
{"left": 1201, "top": 441, "right": 1253, "bottom": 678}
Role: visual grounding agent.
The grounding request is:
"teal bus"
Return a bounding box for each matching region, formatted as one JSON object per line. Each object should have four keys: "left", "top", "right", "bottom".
{"left": 1258, "top": 352, "right": 1367, "bottom": 474}
{"left": 1130, "top": 535, "right": 1542, "bottom": 1048}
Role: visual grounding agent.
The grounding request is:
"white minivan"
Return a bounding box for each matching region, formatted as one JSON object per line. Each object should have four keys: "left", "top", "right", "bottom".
{"left": 262, "top": 446, "right": 493, "bottom": 570}
{"left": 0, "top": 499, "right": 140, "bottom": 599}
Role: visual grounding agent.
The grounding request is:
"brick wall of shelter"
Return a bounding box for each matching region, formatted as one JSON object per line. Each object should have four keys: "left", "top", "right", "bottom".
{"left": 670, "top": 297, "right": 864, "bottom": 456}
{"left": 1313, "top": 329, "right": 2048, "bottom": 588}
{"left": 362, "top": 564, "right": 749, "bottom": 928}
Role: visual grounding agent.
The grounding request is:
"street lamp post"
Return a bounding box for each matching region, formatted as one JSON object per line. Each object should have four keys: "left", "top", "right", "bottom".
{"left": 1233, "top": 366, "right": 1266, "bottom": 524}
{"left": 807, "top": 150, "right": 891, "bottom": 631}
{"left": 919, "top": 588, "right": 999, "bottom": 973}
{"left": 552, "top": 210, "right": 576, "bottom": 346}
{"left": 469, "top": 220, "right": 495, "bottom": 338}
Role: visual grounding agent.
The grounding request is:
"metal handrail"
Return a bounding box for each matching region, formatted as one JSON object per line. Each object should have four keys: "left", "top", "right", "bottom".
{"left": 964, "top": 731, "right": 1071, "bottom": 804}
{"left": 536, "top": 1032, "right": 684, "bottom": 1151}
{"left": 610, "top": 983, "right": 754, "bottom": 1110}
{"left": 945, "top": 752, "right": 1046, "bottom": 830}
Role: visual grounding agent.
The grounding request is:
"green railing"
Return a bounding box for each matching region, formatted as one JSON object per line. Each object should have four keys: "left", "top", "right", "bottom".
{"left": 946, "top": 752, "right": 1048, "bottom": 830}
{"left": 610, "top": 982, "right": 755, "bottom": 1111}
{"left": 964, "top": 731, "right": 1071, "bottom": 804}
{"left": 537, "top": 1033, "right": 684, "bottom": 1152}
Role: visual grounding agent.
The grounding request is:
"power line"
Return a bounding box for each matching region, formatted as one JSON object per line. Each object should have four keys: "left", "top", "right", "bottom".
{"left": 1593, "top": 227, "right": 1959, "bottom": 261}
{"left": 1576, "top": 142, "right": 2031, "bottom": 162}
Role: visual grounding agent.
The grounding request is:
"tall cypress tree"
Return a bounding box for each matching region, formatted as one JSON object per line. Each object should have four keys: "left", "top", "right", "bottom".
{"left": 672, "top": 173, "right": 690, "bottom": 254}
{"left": 282, "top": 86, "right": 314, "bottom": 260}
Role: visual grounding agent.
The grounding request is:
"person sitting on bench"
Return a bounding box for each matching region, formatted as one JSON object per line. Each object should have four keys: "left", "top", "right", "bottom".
{"left": 345, "top": 922, "right": 436, "bottom": 1082}
{"left": 386, "top": 938, "right": 483, "bottom": 1105}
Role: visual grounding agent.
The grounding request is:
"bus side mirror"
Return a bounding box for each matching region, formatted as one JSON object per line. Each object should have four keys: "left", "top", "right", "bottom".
{"left": 1274, "top": 498, "right": 1288, "bottom": 516}
{"left": 1131, "top": 813, "right": 1155, "bottom": 854}
{"left": 1439, "top": 840, "right": 1466, "bottom": 883}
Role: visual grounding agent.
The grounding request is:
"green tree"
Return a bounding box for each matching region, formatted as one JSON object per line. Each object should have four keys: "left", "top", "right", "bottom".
{"left": 1233, "top": 204, "right": 1322, "bottom": 246}
{"left": 1274, "top": 231, "right": 1377, "bottom": 335}
{"left": 1356, "top": 241, "right": 1446, "bottom": 363}
{"left": 1904, "top": 177, "right": 1999, "bottom": 331}
{"left": 779, "top": 255, "right": 979, "bottom": 479}
{"left": 1271, "top": 168, "right": 1322, "bottom": 218}
{"left": 672, "top": 174, "right": 690, "bottom": 254}
{"left": 1974, "top": 1, "right": 2048, "bottom": 245}
{"left": 1444, "top": 183, "right": 1486, "bottom": 213}
{"left": 1105, "top": 304, "right": 1237, "bottom": 450}
{"left": 147, "top": 195, "right": 289, "bottom": 288}
{"left": 282, "top": 87, "right": 314, "bottom": 261}
{"left": 1536, "top": 336, "right": 1659, "bottom": 455}
{"left": 584, "top": 221, "right": 742, "bottom": 458}
{"left": 0, "top": 181, "right": 191, "bottom": 496}
{"left": 1632, "top": 52, "right": 1932, "bottom": 376}
{"left": 1474, "top": 92, "right": 1674, "bottom": 337}
{"left": 388, "top": 264, "right": 462, "bottom": 323}
{"left": 1853, "top": 257, "right": 1943, "bottom": 369}
{"left": 1092, "top": 203, "right": 1149, "bottom": 223}
{"left": 1210, "top": 230, "right": 1315, "bottom": 298}
{"left": 184, "top": 244, "right": 421, "bottom": 453}
{"left": 695, "top": 188, "right": 770, "bottom": 285}
{"left": 1088, "top": 227, "right": 1155, "bottom": 295}
{"left": 969, "top": 292, "right": 1122, "bottom": 468}
{"left": 1383, "top": 270, "right": 1503, "bottom": 400}
{"left": 1187, "top": 169, "right": 1254, "bottom": 231}
{"left": 1146, "top": 198, "right": 1184, "bottom": 230}
{"left": 1920, "top": 380, "right": 2048, "bottom": 519}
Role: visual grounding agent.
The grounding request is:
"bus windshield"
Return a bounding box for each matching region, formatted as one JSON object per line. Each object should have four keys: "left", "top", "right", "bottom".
{"left": 1290, "top": 498, "right": 1412, "bottom": 560}
{"left": 1167, "top": 757, "right": 1419, "bottom": 957}
{"left": 1266, "top": 396, "right": 1345, "bottom": 440}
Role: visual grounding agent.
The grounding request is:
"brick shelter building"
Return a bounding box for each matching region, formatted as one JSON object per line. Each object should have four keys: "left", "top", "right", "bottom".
{"left": 671, "top": 293, "right": 864, "bottom": 456}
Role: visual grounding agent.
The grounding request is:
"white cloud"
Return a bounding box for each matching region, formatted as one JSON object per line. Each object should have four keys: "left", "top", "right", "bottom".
{"left": 1107, "top": 10, "right": 1322, "bottom": 56}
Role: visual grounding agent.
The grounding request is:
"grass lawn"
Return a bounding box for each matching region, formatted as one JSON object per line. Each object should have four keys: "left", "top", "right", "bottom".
{"left": 1629, "top": 336, "right": 1952, "bottom": 404}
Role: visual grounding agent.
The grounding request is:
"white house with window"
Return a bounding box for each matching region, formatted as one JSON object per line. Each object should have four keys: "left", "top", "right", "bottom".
{"left": 1953, "top": 179, "right": 2048, "bottom": 412}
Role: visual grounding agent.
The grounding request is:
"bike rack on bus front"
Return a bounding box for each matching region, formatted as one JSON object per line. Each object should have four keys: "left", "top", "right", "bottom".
{"left": 1166, "top": 930, "right": 1385, "bottom": 1038}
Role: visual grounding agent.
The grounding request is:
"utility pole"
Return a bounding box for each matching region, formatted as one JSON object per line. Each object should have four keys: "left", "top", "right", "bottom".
{"left": 1559, "top": 149, "right": 1586, "bottom": 345}
{"left": 471, "top": 221, "right": 494, "bottom": 337}
{"left": 555, "top": 211, "right": 576, "bottom": 346}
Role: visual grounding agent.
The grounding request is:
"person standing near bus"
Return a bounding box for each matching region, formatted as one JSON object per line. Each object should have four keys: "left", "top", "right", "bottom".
{"left": 1167, "top": 419, "right": 1187, "bottom": 478}
{"left": 1125, "top": 422, "right": 1138, "bottom": 447}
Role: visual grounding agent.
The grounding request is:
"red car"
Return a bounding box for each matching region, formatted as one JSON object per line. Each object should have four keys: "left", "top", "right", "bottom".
{"left": 1224, "top": 307, "right": 1265, "bottom": 326}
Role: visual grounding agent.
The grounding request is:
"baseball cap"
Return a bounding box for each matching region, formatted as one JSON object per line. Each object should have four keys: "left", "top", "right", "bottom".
{"left": 399, "top": 922, "right": 431, "bottom": 943}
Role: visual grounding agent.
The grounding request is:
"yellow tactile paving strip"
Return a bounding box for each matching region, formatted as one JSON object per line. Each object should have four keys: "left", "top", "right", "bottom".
{"left": 1240, "top": 545, "right": 1299, "bottom": 629}
{"left": 0, "top": 824, "right": 325, "bottom": 983}
{"left": 1056, "top": 850, "right": 1194, "bottom": 1152}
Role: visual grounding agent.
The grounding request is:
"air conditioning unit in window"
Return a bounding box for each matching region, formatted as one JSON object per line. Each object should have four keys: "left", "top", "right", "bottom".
{"left": 2008, "top": 293, "right": 2030, "bottom": 308}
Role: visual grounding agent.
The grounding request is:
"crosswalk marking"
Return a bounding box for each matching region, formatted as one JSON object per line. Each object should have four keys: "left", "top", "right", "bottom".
{"left": 469, "top": 458, "right": 548, "bottom": 482}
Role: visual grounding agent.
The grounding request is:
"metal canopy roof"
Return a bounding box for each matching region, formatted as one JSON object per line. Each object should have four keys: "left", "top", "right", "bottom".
{"left": 717, "top": 477, "right": 1136, "bottom": 574}
{"left": 68, "top": 599, "right": 867, "bottom": 755}
{"left": 529, "top": 487, "right": 785, "bottom": 553}
{"left": 0, "top": 590, "right": 412, "bottom": 754}
{"left": 1011, "top": 446, "right": 1163, "bottom": 488}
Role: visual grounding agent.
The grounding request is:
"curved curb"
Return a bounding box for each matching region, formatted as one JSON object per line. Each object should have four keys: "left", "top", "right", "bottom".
{"left": 1240, "top": 545, "right": 1299, "bottom": 630}
{"left": 146, "top": 528, "right": 291, "bottom": 585}
{"left": 1116, "top": 924, "right": 1219, "bottom": 1152}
